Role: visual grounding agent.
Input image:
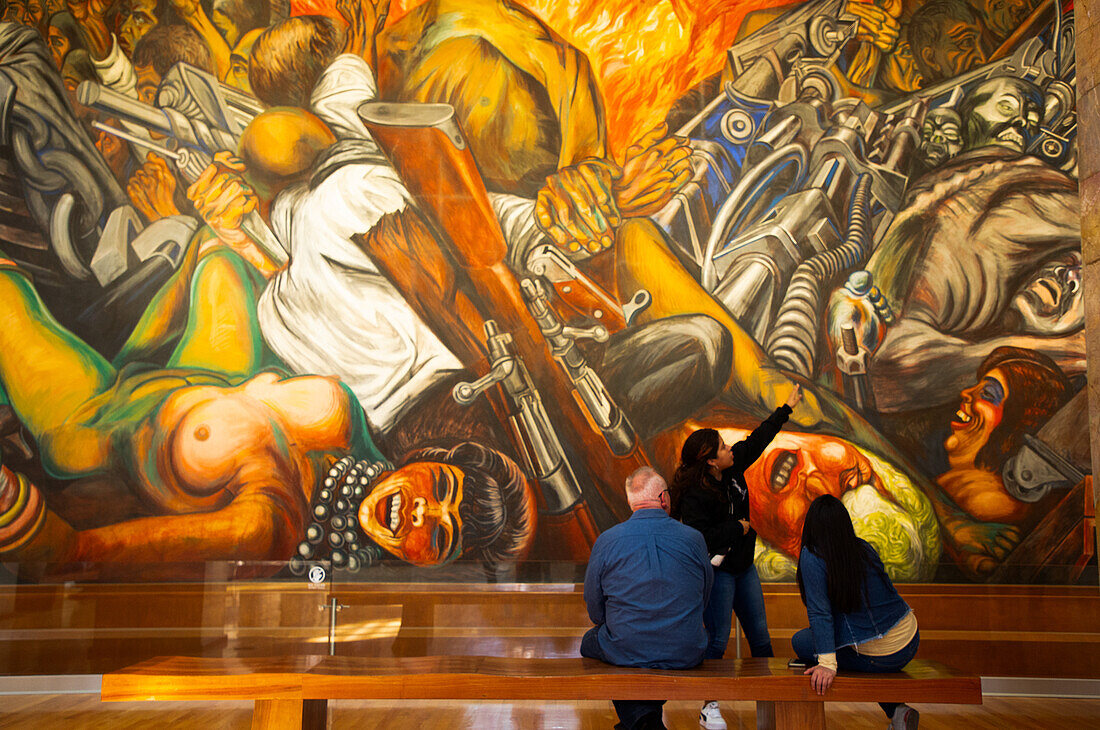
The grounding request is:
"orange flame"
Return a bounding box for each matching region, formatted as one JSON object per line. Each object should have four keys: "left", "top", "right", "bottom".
{"left": 291, "top": 0, "right": 796, "bottom": 156}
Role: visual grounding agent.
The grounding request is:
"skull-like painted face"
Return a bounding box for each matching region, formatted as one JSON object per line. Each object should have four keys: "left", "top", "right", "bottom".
{"left": 919, "top": 107, "right": 964, "bottom": 168}
{"left": 1008, "top": 251, "right": 1083, "bottom": 336}
{"left": 962, "top": 76, "right": 1043, "bottom": 153}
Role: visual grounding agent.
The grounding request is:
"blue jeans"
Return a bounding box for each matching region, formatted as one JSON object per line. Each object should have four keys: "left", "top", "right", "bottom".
{"left": 792, "top": 626, "right": 920, "bottom": 718}
{"left": 580, "top": 627, "right": 666, "bottom": 729}
{"left": 703, "top": 566, "right": 773, "bottom": 659}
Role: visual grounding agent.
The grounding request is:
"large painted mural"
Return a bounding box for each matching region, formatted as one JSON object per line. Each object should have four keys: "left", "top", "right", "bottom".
{"left": 0, "top": 0, "right": 1091, "bottom": 584}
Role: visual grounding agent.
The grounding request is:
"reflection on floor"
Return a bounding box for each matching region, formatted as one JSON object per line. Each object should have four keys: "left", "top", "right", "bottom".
{"left": 2, "top": 695, "right": 1100, "bottom": 728}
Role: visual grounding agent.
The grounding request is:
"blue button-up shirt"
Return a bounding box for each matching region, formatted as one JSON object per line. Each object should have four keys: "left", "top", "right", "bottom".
{"left": 583, "top": 508, "right": 713, "bottom": 668}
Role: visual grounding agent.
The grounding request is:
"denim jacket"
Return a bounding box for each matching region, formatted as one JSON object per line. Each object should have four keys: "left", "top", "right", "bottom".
{"left": 800, "top": 539, "right": 910, "bottom": 655}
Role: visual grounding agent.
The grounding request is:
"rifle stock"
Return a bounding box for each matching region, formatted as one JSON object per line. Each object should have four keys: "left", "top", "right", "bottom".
{"left": 358, "top": 101, "right": 651, "bottom": 530}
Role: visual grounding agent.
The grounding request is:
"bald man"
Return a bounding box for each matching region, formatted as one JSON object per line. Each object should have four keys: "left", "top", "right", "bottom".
{"left": 581, "top": 467, "right": 713, "bottom": 730}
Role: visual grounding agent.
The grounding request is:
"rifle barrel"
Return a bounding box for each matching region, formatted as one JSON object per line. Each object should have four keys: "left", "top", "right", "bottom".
{"left": 77, "top": 82, "right": 173, "bottom": 136}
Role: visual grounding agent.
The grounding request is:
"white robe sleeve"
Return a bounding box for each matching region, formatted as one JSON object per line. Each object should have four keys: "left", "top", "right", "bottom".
{"left": 92, "top": 34, "right": 137, "bottom": 99}
{"left": 309, "top": 54, "right": 379, "bottom": 142}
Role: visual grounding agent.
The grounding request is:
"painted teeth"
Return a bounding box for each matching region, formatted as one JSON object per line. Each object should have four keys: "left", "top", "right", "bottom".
{"left": 956, "top": 410, "right": 971, "bottom": 423}
{"left": 388, "top": 493, "right": 402, "bottom": 532}
{"left": 997, "top": 128, "right": 1024, "bottom": 148}
{"left": 771, "top": 452, "right": 797, "bottom": 489}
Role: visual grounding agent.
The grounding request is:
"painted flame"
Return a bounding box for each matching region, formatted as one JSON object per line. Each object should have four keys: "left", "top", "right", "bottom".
{"left": 291, "top": 0, "right": 795, "bottom": 156}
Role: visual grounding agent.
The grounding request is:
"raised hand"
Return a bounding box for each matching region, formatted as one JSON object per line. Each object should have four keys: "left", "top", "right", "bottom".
{"left": 168, "top": 0, "right": 203, "bottom": 20}
{"left": 784, "top": 384, "right": 803, "bottom": 409}
{"left": 338, "top": 0, "right": 390, "bottom": 61}
{"left": 844, "top": 0, "right": 901, "bottom": 52}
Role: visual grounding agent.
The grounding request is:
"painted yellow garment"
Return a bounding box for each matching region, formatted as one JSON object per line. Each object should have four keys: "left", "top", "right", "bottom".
{"left": 378, "top": 0, "right": 607, "bottom": 196}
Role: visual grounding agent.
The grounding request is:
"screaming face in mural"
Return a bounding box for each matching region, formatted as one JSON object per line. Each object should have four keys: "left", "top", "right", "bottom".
{"left": 356, "top": 442, "right": 536, "bottom": 569}
{"left": 861, "top": 76, "right": 1081, "bottom": 414}
{"left": 940, "top": 346, "right": 1072, "bottom": 522}
{"left": 657, "top": 418, "right": 940, "bottom": 582}
{"left": 960, "top": 75, "right": 1043, "bottom": 153}
{"left": 934, "top": 346, "right": 1073, "bottom": 577}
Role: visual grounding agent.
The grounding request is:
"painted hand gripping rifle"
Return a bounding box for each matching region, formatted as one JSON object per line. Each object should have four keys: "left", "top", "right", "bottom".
{"left": 76, "top": 70, "right": 285, "bottom": 268}
{"left": 358, "top": 102, "right": 651, "bottom": 559}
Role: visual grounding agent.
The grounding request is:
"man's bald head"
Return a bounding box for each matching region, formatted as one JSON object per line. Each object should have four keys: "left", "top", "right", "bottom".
{"left": 625, "top": 467, "right": 668, "bottom": 511}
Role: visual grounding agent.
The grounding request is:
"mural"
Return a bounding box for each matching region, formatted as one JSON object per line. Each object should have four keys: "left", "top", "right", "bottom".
{"left": 0, "top": 0, "right": 1091, "bottom": 584}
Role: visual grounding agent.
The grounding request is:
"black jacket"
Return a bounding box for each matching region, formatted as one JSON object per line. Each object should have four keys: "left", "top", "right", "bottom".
{"left": 677, "top": 405, "right": 792, "bottom": 574}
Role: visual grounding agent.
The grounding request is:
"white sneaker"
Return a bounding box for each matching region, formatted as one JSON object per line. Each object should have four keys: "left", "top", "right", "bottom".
{"left": 891, "top": 704, "right": 919, "bottom": 729}
{"left": 699, "top": 700, "right": 727, "bottom": 730}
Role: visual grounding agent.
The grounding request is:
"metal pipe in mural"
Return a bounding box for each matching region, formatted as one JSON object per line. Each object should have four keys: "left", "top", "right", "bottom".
{"left": 0, "top": 0, "right": 1090, "bottom": 584}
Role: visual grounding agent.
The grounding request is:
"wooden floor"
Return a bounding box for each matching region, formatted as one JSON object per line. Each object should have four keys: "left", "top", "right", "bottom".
{"left": 1, "top": 694, "right": 1099, "bottom": 728}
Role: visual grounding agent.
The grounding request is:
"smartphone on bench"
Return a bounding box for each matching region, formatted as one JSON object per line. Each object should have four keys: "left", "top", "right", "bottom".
{"left": 787, "top": 659, "right": 809, "bottom": 669}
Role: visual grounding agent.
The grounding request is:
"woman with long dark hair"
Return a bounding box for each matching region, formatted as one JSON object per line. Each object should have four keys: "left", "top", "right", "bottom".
{"left": 671, "top": 385, "right": 801, "bottom": 730}
{"left": 794, "top": 494, "right": 921, "bottom": 729}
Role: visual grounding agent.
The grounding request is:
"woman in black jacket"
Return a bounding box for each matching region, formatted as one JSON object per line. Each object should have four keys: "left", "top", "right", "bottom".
{"left": 671, "top": 385, "right": 801, "bottom": 729}
{"left": 671, "top": 386, "right": 802, "bottom": 654}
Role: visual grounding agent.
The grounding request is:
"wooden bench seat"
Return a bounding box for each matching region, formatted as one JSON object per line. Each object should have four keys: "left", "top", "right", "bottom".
{"left": 100, "top": 655, "right": 982, "bottom": 729}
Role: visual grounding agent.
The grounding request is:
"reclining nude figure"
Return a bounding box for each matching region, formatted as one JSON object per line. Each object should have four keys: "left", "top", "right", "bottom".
{"left": 0, "top": 243, "right": 537, "bottom": 580}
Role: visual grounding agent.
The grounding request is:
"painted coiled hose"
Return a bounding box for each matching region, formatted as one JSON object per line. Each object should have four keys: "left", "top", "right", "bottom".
{"left": 766, "top": 173, "right": 873, "bottom": 377}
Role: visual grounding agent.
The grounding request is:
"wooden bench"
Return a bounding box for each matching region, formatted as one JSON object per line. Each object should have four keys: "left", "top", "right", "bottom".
{"left": 100, "top": 655, "right": 982, "bottom": 729}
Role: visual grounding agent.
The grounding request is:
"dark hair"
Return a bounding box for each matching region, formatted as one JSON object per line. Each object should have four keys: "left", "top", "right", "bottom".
{"left": 796, "top": 495, "right": 874, "bottom": 615}
{"left": 61, "top": 48, "right": 97, "bottom": 85}
{"left": 668, "top": 428, "right": 720, "bottom": 519}
{"left": 123, "top": 0, "right": 177, "bottom": 24}
{"left": 402, "top": 441, "right": 536, "bottom": 571}
{"left": 214, "top": 0, "right": 271, "bottom": 40}
{"left": 47, "top": 11, "right": 86, "bottom": 55}
{"left": 248, "top": 15, "right": 343, "bottom": 108}
{"left": 973, "top": 346, "right": 1071, "bottom": 471}
{"left": 907, "top": 0, "right": 981, "bottom": 82}
{"left": 131, "top": 23, "right": 215, "bottom": 77}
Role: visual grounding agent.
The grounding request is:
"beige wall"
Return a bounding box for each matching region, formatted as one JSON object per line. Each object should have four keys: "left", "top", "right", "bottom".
{"left": 1073, "top": 0, "right": 1100, "bottom": 571}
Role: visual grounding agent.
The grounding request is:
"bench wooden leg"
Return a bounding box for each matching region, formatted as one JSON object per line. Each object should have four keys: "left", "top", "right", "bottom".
{"left": 756, "top": 700, "right": 775, "bottom": 729}
{"left": 251, "top": 699, "right": 327, "bottom": 730}
{"left": 770, "top": 700, "right": 824, "bottom": 730}
{"left": 303, "top": 699, "right": 328, "bottom": 730}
